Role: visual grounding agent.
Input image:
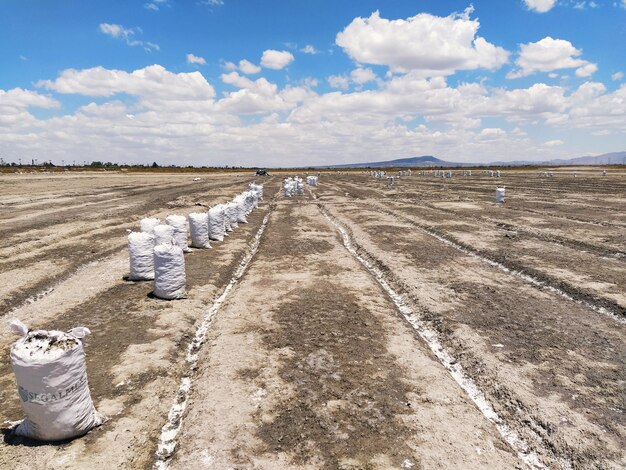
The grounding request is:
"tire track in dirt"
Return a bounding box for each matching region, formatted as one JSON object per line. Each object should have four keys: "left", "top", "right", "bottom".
{"left": 168, "top": 194, "right": 522, "bottom": 469}
{"left": 393, "top": 176, "right": 626, "bottom": 215}
{"left": 314, "top": 198, "right": 545, "bottom": 469}
{"left": 415, "top": 201, "right": 625, "bottom": 258}
{"left": 338, "top": 174, "right": 626, "bottom": 228}
{"left": 321, "top": 180, "right": 625, "bottom": 320}
{"left": 154, "top": 195, "right": 275, "bottom": 468}
{"left": 369, "top": 201, "right": 626, "bottom": 321}
{"left": 315, "top": 192, "right": 625, "bottom": 468}
{"left": 332, "top": 178, "right": 626, "bottom": 250}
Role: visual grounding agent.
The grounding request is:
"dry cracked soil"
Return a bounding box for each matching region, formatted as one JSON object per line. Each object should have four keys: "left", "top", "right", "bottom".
{"left": 0, "top": 168, "right": 624, "bottom": 470}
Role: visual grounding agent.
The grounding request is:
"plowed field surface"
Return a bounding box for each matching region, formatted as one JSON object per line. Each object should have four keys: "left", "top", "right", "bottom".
{"left": 0, "top": 169, "right": 624, "bottom": 469}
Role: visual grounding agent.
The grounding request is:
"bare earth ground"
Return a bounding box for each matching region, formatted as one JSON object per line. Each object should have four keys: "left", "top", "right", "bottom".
{"left": 0, "top": 169, "right": 624, "bottom": 469}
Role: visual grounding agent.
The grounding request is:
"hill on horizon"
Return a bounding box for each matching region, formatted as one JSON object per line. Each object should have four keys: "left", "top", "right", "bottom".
{"left": 322, "top": 151, "right": 626, "bottom": 169}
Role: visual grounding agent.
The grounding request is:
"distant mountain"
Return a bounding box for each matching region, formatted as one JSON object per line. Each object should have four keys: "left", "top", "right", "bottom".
{"left": 536, "top": 151, "right": 626, "bottom": 166}
{"left": 325, "top": 151, "right": 626, "bottom": 168}
{"left": 329, "top": 155, "right": 472, "bottom": 168}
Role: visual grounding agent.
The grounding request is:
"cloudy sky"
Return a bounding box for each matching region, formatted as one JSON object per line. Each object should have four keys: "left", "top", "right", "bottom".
{"left": 1, "top": 0, "right": 624, "bottom": 167}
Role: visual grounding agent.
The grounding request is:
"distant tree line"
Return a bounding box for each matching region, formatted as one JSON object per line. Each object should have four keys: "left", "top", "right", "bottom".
{"left": 0, "top": 158, "right": 254, "bottom": 170}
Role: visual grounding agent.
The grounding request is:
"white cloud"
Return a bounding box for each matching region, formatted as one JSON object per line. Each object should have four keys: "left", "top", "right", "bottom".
{"left": 302, "top": 77, "right": 319, "bottom": 88}
{"left": 198, "top": 0, "right": 223, "bottom": 6}
{"left": 507, "top": 37, "right": 596, "bottom": 78}
{"left": 301, "top": 45, "right": 319, "bottom": 54}
{"left": 350, "top": 68, "right": 377, "bottom": 84}
{"left": 99, "top": 23, "right": 159, "bottom": 52}
{"left": 548, "top": 72, "right": 558, "bottom": 78}
{"left": 335, "top": 9, "right": 509, "bottom": 75}
{"left": 567, "top": 82, "right": 626, "bottom": 129}
{"left": 478, "top": 128, "right": 506, "bottom": 141}
{"left": 99, "top": 23, "right": 126, "bottom": 38}
{"left": 222, "top": 59, "right": 261, "bottom": 74}
{"left": 218, "top": 72, "right": 310, "bottom": 115}
{"left": 523, "top": 0, "right": 557, "bottom": 13}
{"left": 36, "top": 65, "right": 215, "bottom": 100}
{"left": 544, "top": 139, "right": 564, "bottom": 146}
{"left": 575, "top": 62, "right": 597, "bottom": 77}
{"left": 0, "top": 88, "right": 59, "bottom": 110}
{"left": 145, "top": 0, "right": 169, "bottom": 9}
{"left": 573, "top": 1, "right": 599, "bottom": 9}
{"left": 611, "top": 72, "right": 624, "bottom": 81}
{"left": 221, "top": 71, "right": 254, "bottom": 89}
{"left": 328, "top": 75, "right": 350, "bottom": 90}
{"left": 186, "top": 53, "right": 206, "bottom": 65}
{"left": 3, "top": 63, "right": 624, "bottom": 168}
{"left": 238, "top": 59, "right": 261, "bottom": 74}
{"left": 260, "top": 50, "right": 294, "bottom": 69}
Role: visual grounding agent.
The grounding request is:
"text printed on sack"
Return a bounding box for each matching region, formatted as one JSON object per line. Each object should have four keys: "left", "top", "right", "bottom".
{"left": 18, "top": 376, "right": 87, "bottom": 405}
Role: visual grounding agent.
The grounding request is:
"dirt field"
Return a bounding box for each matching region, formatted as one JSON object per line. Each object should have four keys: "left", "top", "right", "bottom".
{"left": 0, "top": 168, "right": 624, "bottom": 469}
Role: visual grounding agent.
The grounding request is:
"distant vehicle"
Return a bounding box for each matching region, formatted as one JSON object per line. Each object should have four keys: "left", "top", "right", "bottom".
{"left": 256, "top": 168, "right": 269, "bottom": 176}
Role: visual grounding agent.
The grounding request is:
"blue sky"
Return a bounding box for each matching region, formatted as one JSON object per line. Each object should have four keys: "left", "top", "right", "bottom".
{"left": 0, "top": 0, "right": 624, "bottom": 166}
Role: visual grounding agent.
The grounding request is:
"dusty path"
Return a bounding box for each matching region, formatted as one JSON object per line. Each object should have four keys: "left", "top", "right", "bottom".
{"left": 169, "top": 194, "right": 522, "bottom": 469}
{"left": 0, "top": 172, "right": 279, "bottom": 469}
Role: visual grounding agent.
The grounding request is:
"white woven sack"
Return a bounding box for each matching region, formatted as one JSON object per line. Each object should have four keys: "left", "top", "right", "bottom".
{"left": 234, "top": 196, "right": 248, "bottom": 223}
{"left": 139, "top": 217, "right": 160, "bottom": 234}
{"left": 153, "top": 224, "right": 175, "bottom": 246}
{"left": 244, "top": 191, "right": 255, "bottom": 213}
{"left": 153, "top": 243, "right": 186, "bottom": 300}
{"left": 247, "top": 188, "right": 260, "bottom": 208}
{"left": 496, "top": 187, "right": 506, "bottom": 203}
{"left": 249, "top": 183, "right": 263, "bottom": 200}
{"left": 283, "top": 180, "right": 294, "bottom": 197}
{"left": 9, "top": 320, "right": 103, "bottom": 441}
{"left": 214, "top": 204, "right": 227, "bottom": 232}
{"left": 208, "top": 206, "right": 225, "bottom": 241}
{"left": 188, "top": 212, "right": 211, "bottom": 248}
{"left": 296, "top": 178, "right": 304, "bottom": 194}
{"left": 128, "top": 232, "right": 155, "bottom": 280}
{"left": 216, "top": 204, "right": 231, "bottom": 232}
{"left": 245, "top": 192, "right": 257, "bottom": 212}
{"left": 226, "top": 203, "right": 238, "bottom": 230}
{"left": 165, "top": 215, "right": 191, "bottom": 252}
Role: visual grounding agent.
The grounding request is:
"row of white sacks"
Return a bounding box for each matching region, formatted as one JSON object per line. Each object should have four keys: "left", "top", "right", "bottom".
{"left": 413, "top": 170, "right": 503, "bottom": 177}
{"left": 129, "top": 183, "right": 264, "bottom": 300}
{"left": 415, "top": 170, "right": 472, "bottom": 176}
{"left": 6, "top": 183, "right": 264, "bottom": 443}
